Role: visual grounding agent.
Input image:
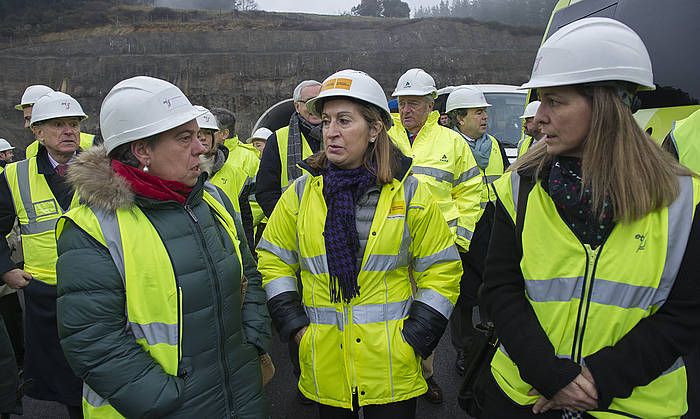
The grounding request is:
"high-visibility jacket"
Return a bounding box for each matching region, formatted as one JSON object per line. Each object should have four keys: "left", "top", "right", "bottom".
{"left": 223, "top": 136, "right": 260, "bottom": 181}
{"left": 670, "top": 110, "right": 700, "bottom": 173}
{"left": 258, "top": 170, "right": 461, "bottom": 409}
{"left": 209, "top": 158, "right": 251, "bottom": 215}
{"left": 491, "top": 170, "right": 700, "bottom": 418}
{"left": 274, "top": 126, "right": 313, "bottom": 191}
{"left": 389, "top": 111, "right": 483, "bottom": 251}
{"left": 517, "top": 136, "right": 535, "bottom": 159}
{"left": 25, "top": 132, "right": 94, "bottom": 159}
{"left": 4, "top": 158, "right": 79, "bottom": 285}
{"left": 57, "top": 185, "right": 241, "bottom": 418}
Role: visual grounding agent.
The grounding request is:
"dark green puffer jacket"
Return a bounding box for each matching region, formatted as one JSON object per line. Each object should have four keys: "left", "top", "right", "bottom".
{"left": 55, "top": 146, "right": 271, "bottom": 418}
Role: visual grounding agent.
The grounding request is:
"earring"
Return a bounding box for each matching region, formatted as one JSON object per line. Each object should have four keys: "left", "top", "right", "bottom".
{"left": 143, "top": 160, "right": 150, "bottom": 173}
{"left": 370, "top": 137, "right": 376, "bottom": 143}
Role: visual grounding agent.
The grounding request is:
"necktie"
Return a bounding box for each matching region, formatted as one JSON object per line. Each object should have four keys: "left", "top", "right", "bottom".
{"left": 55, "top": 164, "right": 69, "bottom": 177}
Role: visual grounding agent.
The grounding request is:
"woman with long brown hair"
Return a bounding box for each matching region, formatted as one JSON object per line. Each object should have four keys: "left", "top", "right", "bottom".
{"left": 482, "top": 18, "right": 700, "bottom": 418}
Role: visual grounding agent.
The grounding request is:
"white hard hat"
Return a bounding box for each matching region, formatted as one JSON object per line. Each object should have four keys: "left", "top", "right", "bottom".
{"left": 0, "top": 139, "right": 14, "bottom": 152}
{"left": 194, "top": 105, "right": 219, "bottom": 131}
{"left": 520, "top": 101, "right": 541, "bottom": 119}
{"left": 30, "top": 91, "right": 87, "bottom": 127}
{"left": 100, "top": 76, "right": 205, "bottom": 154}
{"left": 521, "top": 17, "right": 654, "bottom": 91}
{"left": 445, "top": 86, "right": 491, "bottom": 112}
{"left": 15, "top": 85, "right": 54, "bottom": 110}
{"left": 307, "top": 69, "right": 391, "bottom": 124}
{"left": 392, "top": 68, "right": 437, "bottom": 98}
{"left": 247, "top": 127, "right": 273, "bottom": 144}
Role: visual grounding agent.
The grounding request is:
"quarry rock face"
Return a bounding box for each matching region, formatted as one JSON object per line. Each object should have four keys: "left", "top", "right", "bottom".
{"left": 0, "top": 11, "right": 541, "bottom": 153}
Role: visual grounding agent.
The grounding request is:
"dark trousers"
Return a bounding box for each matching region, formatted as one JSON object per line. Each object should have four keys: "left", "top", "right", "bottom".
{"left": 451, "top": 204, "right": 494, "bottom": 350}
{"left": 0, "top": 292, "right": 23, "bottom": 366}
{"left": 318, "top": 396, "right": 416, "bottom": 419}
{"left": 685, "top": 350, "right": 700, "bottom": 419}
{"left": 23, "top": 280, "right": 81, "bottom": 407}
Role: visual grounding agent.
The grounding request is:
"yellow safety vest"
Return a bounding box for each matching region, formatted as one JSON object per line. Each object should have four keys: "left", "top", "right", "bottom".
{"left": 491, "top": 171, "right": 699, "bottom": 418}
{"left": 274, "top": 126, "right": 313, "bottom": 191}
{"left": 670, "top": 110, "right": 700, "bottom": 173}
{"left": 517, "top": 135, "right": 535, "bottom": 159}
{"left": 223, "top": 137, "right": 260, "bottom": 181}
{"left": 473, "top": 134, "right": 504, "bottom": 206}
{"left": 4, "top": 158, "right": 80, "bottom": 285}
{"left": 57, "top": 185, "right": 241, "bottom": 418}
{"left": 258, "top": 172, "right": 461, "bottom": 409}
{"left": 209, "top": 158, "right": 252, "bottom": 215}
{"left": 25, "top": 132, "right": 95, "bottom": 159}
{"left": 388, "top": 111, "right": 483, "bottom": 251}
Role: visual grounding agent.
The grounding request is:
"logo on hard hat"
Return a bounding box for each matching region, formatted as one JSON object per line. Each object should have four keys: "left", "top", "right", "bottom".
{"left": 403, "top": 81, "right": 412, "bottom": 88}
{"left": 321, "top": 78, "right": 353, "bottom": 92}
{"left": 203, "top": 115, "right": 210, "bottom": 122}
{"left": 60, "top": 101, "right": 71, "bottom": 110}
{"left": 162, "top": 95, "right": 187, "bottom": 111}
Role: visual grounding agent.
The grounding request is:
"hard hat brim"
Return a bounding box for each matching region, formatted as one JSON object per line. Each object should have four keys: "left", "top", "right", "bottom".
{"left": 105, "top": 106, "right": 206, "bottom": 154}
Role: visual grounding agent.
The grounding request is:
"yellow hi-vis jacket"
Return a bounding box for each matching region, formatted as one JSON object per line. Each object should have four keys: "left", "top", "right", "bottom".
{"left": 257, "top": 171, "right": 461, "bottom": 409}
{"left": 223, "top": 136, "right": 260, "bottom": 181}
{"left": 670, "top": 110, "right": 700, "bottom": 174}
{"left": 274, "top": 126, "right": 313, "bottom": 191}
{"left": 491, "top": 170, "right": 700, "bottom": 418}
{"left": 4, "top": 158, "right": 79, "bottom": 285}
{"left": 388, "top": 111, "right": 483, "bottom": 252}
{"left": 25, "top": 132, "right": 95, "bottom": 159}
{"left": 209, "top": 157, "right": 252, "bottom": 215}
{"left": 57, "top": 185, "right": 241, "bottom": 418}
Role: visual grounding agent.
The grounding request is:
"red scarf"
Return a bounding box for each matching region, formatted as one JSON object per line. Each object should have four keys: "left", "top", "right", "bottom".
{"left": 111, "top": 160, "right": 193, "bottom": 205}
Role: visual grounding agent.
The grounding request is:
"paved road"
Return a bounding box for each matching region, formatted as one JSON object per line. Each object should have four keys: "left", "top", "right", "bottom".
{"left": 14, "top": 329, "right": 469, "bottom": 418}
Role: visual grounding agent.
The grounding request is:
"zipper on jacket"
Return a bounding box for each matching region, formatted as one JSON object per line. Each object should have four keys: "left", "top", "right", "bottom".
{"left": 184, "top": 204, "right": 236, "bottom": 416}
{"left": 570, "top": 244, "right": 601, "bottom": 363}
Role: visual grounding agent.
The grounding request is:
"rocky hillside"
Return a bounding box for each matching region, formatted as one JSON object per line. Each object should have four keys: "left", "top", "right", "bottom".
{"left": 0, "top": 6, "right": 542, "bottom": 153}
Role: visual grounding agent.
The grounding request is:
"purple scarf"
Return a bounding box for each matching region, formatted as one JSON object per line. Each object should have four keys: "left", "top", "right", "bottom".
{"left": 322, "top": 164, "right": 377, "bottom": 303}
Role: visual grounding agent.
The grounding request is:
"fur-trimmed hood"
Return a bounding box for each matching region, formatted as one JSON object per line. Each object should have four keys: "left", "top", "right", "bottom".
{"left": 66, "top": 145, "right": 135, "bottom": 211}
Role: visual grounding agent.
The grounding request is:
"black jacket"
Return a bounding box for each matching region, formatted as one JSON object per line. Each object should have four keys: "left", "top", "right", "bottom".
{"left": 256, "top": 121, "right": 321, "bottom": 217}
{"left": 482, "top": 169, "right": 700, "bottom": 408}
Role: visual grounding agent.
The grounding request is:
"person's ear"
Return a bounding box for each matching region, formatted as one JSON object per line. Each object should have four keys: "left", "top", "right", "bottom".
{"left": 130, "top": 140, "right": 152, "bottom": 168}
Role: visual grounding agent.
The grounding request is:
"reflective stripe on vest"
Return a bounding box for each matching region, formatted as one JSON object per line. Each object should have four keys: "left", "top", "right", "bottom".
{"left": 61, "top": 184, "right": 240, "bottom": 418}
{"left": 479, "top": 135, "right": 504, "bottom": 204}
{"left": 305, "top": 298, "right": 412, "bottom": 331}
{"left": 4, "top": 158, "right": 78, "bottom": 285}
{"left": 490, "top": 173, "right": 698, "bottom": 416}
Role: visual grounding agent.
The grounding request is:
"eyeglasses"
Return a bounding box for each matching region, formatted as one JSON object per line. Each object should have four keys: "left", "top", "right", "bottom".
{"left": 297, "top": 97, "right": 316, "bottom": 104}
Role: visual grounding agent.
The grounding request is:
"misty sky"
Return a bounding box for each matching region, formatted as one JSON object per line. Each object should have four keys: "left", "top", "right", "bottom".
{"left": 255, "top": 0, "right": 442, "bottom": 15}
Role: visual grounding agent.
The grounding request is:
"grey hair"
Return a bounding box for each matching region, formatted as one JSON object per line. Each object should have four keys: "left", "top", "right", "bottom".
{"left": 293, "top": 80, "right": 322, "bottom": 102}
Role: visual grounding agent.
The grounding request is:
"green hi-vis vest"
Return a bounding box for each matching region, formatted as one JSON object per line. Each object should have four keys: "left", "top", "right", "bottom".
{"left": 57, "top": 184, "right": 241, "bottom": 418}
{"left": 478, "top": 134, "right": 505, "bottom": 207}
{"left": 670, "top": 111, "right": 700, "bottom": 174}
{"left": 4, "top": 158, "right": 80, "bottom": 285}
{"left": 25, "top": 132, "right": 95, "bottom": 159}
{"left": 275, "top": 126, "right": 312, "bottom": 191}
{"left": 491, "top": 171, "right": 700, "bottom": 418}
{"left": 517, "top": 136, "right": 535, "bottom": 159}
